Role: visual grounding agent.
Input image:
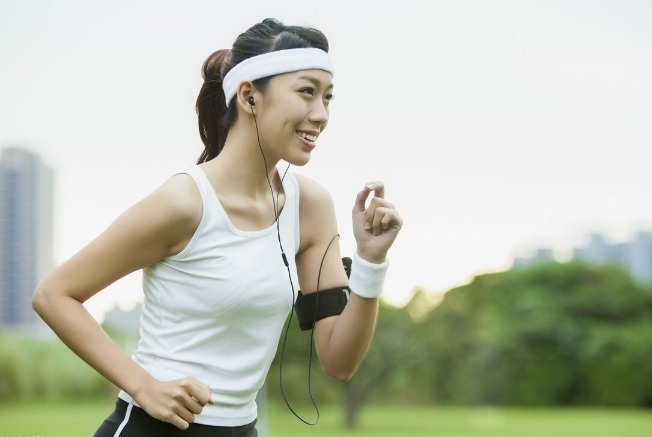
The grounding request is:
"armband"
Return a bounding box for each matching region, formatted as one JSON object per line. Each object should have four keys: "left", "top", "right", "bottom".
{"left": 295, "top": 286, "right": 351, "bottom": 331}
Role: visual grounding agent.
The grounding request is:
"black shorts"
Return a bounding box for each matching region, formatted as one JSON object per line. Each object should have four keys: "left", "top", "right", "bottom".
{"left": 94, "top": 398, "right": 258, "bottom": 437}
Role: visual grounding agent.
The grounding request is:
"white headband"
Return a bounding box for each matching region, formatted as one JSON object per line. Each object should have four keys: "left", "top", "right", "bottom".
{"left": 222, "top": 48, "right": 334, "bottom": 108}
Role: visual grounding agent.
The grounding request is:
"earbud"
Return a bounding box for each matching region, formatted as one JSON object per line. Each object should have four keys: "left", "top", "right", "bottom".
{"left": 248, "top": 97, "right": 255, "bottom": 106}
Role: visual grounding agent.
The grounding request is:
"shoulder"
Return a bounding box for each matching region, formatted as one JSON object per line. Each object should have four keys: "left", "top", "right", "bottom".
{"left": 293, "top": 172, "right": 334, "bottom": 210}
{"left": 294, "top": 173, "right": 338, "bottom": 252}
{"left": 142, "top": 172, "right": 203, "bottom": 241}
{"left": 155, "top": 172, "right": 201, "bottom": 215}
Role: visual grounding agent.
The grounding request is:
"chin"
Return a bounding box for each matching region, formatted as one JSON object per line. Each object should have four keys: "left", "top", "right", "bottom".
{"left": 286, "top": 153, "right": 312, "bottom": 167}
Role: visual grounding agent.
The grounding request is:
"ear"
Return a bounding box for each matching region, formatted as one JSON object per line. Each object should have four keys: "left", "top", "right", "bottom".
{"left": 235, "top": 81, "right": 258, "bottom": 114}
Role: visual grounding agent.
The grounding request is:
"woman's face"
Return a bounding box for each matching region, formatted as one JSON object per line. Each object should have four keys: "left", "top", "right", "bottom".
{"left": 255, "top": 69, "right": 334, "bottom": 166}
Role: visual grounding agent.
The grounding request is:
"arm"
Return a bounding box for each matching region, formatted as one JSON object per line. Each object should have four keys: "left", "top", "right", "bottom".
{"left": 295, "top": 176, "right": 402, "bottom": 381}
{"left": 32, "top": 174, "right": 213, "bottom": 430}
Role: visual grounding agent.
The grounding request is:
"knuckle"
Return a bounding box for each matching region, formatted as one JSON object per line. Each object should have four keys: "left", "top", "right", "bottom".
{"left": 162, "top": 410, "right": 176, "bottom": 422}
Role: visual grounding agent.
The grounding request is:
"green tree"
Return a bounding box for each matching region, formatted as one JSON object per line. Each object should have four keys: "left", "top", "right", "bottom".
{"left": 341, "top": 303, "right": 428, "bottom": 428}
{"left": 419, "top": 262, "right": 652, "bottom": 406}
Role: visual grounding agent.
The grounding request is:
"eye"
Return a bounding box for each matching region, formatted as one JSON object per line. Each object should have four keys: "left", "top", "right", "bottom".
{"left": 299, "top": 87, "right": 315, "bottom": 96}
{"left": 325, "top": 93, "right": 335, "bottom": 102}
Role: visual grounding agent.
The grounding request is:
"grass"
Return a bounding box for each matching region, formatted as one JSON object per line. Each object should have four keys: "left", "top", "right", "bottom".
{"left": 1, "top": 399, "right": 651, "bottom": 437}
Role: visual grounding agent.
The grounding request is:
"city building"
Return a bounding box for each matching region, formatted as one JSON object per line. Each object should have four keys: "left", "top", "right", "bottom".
{"left": 573, "top": 231, "right": 652, "bottom": 284}
{"left": 513, "top": 231, "right": 652, "bottom": 285}
{"left": 0, "top": 147, "right": 53, "bottom": 327}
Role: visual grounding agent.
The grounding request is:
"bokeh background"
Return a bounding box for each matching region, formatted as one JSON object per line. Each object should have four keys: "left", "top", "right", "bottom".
{"left": 1, "top": 1, "right": 651, "bottom": 435}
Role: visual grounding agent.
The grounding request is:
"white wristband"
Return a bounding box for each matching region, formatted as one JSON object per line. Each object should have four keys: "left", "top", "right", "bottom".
{"left": 349, "top": 251, "right": 389, "bottom": 299}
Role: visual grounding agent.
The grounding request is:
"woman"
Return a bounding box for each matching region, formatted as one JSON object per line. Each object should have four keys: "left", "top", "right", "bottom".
{"left": 32, "top": 18, "right": 402, "bottom": 436}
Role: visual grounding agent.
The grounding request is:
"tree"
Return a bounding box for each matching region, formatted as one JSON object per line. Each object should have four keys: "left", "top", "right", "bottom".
{"left": 340, "top": 303, "right": 428, "bottom": 428}
{"left": 419, "top": 261, "right": 652, "bottom": 406}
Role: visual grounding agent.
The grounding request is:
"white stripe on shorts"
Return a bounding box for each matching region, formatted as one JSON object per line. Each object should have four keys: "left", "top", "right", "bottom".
{"left": 113, "top": 403, "right": 133, "bottom": 437}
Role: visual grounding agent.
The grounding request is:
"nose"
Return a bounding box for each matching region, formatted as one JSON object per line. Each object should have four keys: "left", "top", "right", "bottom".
{"left": 308, "top": 99, "right": 329, "bottom": 126}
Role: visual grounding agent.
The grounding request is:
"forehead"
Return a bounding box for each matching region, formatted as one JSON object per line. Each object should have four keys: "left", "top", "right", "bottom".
{"left": 273, "top": 69, "right": 334, "bottom": 88}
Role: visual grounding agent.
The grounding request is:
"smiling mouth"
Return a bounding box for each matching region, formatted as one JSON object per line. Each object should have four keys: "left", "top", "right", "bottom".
{"left": 296, "top": 131, "right": 318, "bottom": 143}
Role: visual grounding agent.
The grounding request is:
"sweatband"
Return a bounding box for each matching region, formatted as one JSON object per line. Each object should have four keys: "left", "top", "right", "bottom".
{"left": 222, "top": 48, "right": 335, "bottom": 107}
{"left": 348, "top": 251, "right": 389, "bottom": 299}
{"left": 295, "top": 286, "right": 350, "bottom": 331}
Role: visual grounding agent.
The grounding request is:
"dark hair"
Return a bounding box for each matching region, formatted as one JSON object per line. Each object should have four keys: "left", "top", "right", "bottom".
{"left": 195, "top": 18, "right": 330, "bottom": 163}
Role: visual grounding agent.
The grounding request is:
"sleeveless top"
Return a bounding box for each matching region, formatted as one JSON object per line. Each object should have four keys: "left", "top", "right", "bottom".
{"left": 118, "top": 165, "right": 300, "bottom": 426}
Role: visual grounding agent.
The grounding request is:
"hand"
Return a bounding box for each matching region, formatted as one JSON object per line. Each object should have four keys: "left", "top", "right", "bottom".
{"left": 134, "top": 376, "right": 214, "bottom": 430}
{"left": 352, "top": 182, "right": 403, "bottom": 263}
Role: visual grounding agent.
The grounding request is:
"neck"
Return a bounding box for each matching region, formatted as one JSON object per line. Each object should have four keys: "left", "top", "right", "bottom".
{"left": 205, "top": 124, "right": 284, "bottom": 197}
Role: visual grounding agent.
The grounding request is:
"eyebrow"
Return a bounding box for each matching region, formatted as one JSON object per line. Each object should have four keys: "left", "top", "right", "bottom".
{"left": 297, "top": 75, "right": 334, "bottom": 90}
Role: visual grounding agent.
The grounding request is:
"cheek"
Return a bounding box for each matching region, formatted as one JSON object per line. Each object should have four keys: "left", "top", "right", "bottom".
{"left": 261, "top": 97, "right": 309, "bottom": 135}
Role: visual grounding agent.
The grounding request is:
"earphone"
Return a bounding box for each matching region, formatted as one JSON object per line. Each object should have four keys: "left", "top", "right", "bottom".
{"left": 249, "top": 100, "right": 326, "bottom": 425}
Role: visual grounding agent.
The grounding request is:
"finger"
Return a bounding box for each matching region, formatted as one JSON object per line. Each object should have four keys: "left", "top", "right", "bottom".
{"left": 381, "top": 212, "right": 391, "bottom": 230}
{"left": 174, "top": 406, "right": 196, "bottom": 427}
{"left": 371, "top": 208, "right": 403, "bottom": 235}
{"left": 365, "top": 199, "right": 394, "bottom": 230}
{"left": 187, "top": 381, "right": 213, "bottom": 406}
{"left": 354, "top": 182, "right": 386, "bottom": 213}
{"left": 366, "top": 181, "right": 384, "bottom": 199}
{"left": 381, "top": 209, "right": 403, "bottom": 230}
{"left": 354, "top": 185, "right": 372, "bottom": 213}
{"left": 166, "top": 413, "right": 190, "bottom": 431}
{"left": 183, "top": 396, "right": 204, "bottom": 415}
{"left": 169, "top": 387, "right": 199, "bottom": 424}
{"left": 372, "top": 210, "right": 381, "bottom": 235}
{"left": 368, "top": 197, "right": 394, "bottom": 211}
{"left": 371, "top": 207, "right": 391, "bottom": 236}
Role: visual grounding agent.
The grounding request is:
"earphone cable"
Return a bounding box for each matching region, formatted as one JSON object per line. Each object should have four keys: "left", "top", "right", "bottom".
{"left": 251, "top": 105, "right": 322, "bottom": 425}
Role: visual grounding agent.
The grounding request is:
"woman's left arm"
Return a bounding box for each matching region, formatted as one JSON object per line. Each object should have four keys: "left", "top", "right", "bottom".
{"left": 295, "top": 177, "right": 403, "bottom": 381}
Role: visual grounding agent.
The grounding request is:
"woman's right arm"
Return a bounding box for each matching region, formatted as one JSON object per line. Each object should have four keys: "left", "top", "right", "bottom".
{"left": 32, "top": 174, "right": 212, "bottom": 430}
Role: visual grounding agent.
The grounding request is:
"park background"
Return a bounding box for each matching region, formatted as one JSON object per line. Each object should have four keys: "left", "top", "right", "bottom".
{"left": 1, "top": 0, "right": 652, "bottom": 435}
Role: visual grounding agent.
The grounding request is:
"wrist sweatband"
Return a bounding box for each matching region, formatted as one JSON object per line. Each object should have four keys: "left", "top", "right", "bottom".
{"left": 348, "top": 251, "right": 389, "bottom": 299}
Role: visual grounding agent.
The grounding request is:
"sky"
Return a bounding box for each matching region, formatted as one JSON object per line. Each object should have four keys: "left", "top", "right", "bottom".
{"left": 1, "top": 0, "right": 651, "bottom": 320}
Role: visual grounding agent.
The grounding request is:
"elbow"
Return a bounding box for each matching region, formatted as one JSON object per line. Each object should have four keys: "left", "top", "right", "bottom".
{"left": 31, "top": 282, "right": 56, "bottom": 317}
{"left": 322, "top": 363, "right": 357, "bottom": 382}
{"left": 31, "top": 284, "right": 47, "bottom": 316}
{"left": 332, "top": 371, "right": 354, "bottom": 383}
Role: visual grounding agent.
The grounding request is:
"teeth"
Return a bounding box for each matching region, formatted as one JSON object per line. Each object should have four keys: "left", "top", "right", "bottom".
{"left": 297, "top": 131, "right": 318, "bottom": 142}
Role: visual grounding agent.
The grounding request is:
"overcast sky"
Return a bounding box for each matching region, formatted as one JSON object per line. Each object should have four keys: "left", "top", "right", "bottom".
{"left": 1, "top": 0, "right": 651, "bottom": 319}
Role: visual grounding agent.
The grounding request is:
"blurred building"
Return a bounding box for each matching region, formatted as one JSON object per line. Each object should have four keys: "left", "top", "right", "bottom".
{"left": 512, "top": 248, "right": 554, "bottom": 269}
{"left": 514, "top": 231, "right": 652, "bottom": 284}
{"left": 573, "top": 231, "right": 652, "bottom": 284}
{"left": 0, "top": 147, "right": 53, "bottom": 327}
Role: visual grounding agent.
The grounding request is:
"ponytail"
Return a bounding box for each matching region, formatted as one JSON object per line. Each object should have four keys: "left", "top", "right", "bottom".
{"left": 195, "top": 49, "right": 233, "bottom": 164}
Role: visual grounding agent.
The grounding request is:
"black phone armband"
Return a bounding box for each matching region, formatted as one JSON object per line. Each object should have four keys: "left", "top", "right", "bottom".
{"left": 295, "top": 257, "right": 353, "bottom": 331}
{"left": 295, "top": 286, "right": 351, "bottom": 331}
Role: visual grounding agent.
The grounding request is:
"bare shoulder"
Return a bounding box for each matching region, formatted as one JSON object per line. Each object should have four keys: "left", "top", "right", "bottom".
{"left": 153, "top": 172, "right": 202, "bottom": 220}
{"left": 145, "top": 172, "right": 203, "bottom": 247}
{"left": 294, "top": 173, "right": 338, "bottom": 253}
{"left": 293, "top": 172, "right": 334, "bottom": 211}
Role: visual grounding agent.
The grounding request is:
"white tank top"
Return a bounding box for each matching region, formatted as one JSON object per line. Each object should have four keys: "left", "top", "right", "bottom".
{"left": 118, "top": 165, "right": 300, "bottom": 426}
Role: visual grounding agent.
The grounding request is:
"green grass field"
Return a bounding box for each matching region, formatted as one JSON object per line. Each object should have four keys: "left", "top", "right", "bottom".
{"left": 1, "top": 400, "right": 651, "bottom": 436}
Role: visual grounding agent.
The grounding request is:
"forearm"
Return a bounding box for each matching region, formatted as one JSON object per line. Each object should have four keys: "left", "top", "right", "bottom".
{"left": 318, "top": 293, "right": 379, "bottom": 381}
{"left": 32, "top": 289, "right": 153, "bottom": 398}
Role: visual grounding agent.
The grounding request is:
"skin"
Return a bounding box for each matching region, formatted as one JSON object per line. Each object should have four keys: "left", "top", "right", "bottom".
{"left": 32, "top": 68, "right": 403, "bottom": 430}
